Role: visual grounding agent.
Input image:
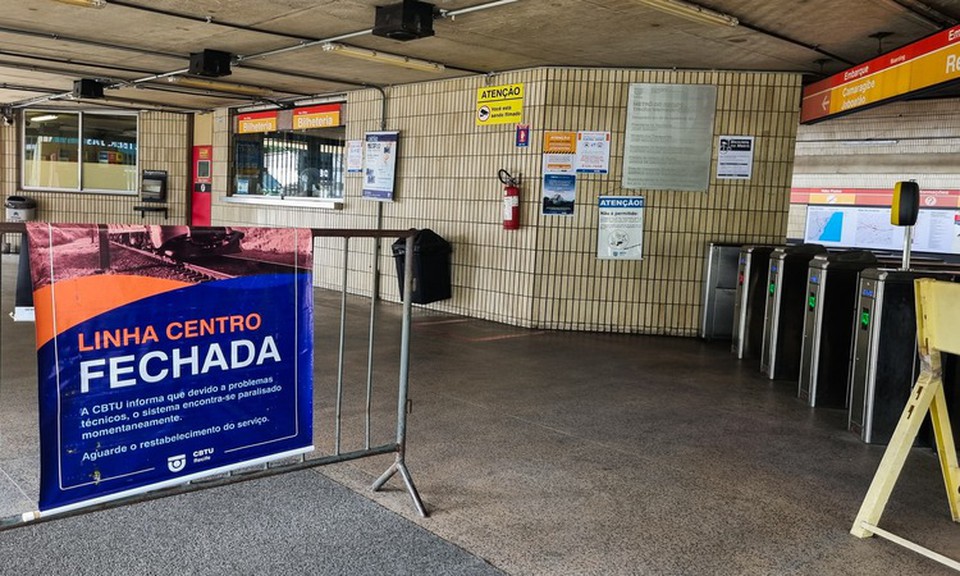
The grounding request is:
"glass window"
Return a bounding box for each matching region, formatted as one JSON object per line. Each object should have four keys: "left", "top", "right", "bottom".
{"left": 22, "top": 110, "right": 138, "bottom": 193}
{"left": 233, "top": 127, "right": 345, "bottom": 200}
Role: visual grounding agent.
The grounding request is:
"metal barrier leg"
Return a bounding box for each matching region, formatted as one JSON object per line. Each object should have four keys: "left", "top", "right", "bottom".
{"left": 371, "top": 235, "right": 428, "bottom": 517}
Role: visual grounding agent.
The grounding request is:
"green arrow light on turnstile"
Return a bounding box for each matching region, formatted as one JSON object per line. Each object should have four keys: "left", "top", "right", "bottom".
{"left": 808, "top": 295, "right": 816, "bottom": 310}
{"left": 861, "top": 310, "right": 871, "bottom": 328}
{"left": 769, "top": 282, "right": 776, "bottom": 295}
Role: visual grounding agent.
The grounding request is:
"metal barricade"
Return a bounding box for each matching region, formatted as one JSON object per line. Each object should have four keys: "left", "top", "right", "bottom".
{"left": 0, "top": 222, "right": 426, "bottom": 530}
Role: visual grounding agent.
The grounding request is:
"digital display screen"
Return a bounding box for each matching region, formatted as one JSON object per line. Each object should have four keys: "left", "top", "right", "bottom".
{"left": 810, "top": 275, "right": 819, "bottom": 285}
{"left": 862, "top": 288, "right": 875, "bottom": 298}
{"left": 197, "top": 159, "right": 211, "bottom": 179}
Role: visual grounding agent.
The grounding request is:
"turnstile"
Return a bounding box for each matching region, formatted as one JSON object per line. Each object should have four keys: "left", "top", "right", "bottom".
{"left": 848, "top": 268, "right": 960, "bottom": 444}
{"left": 700, "top": 242, "right": 741, "bottom": 340}
{"left": 797, "top": 250, "right": 877, "bottom": 407}
{"left": 761, "top": 244, "right": 827, "bottom": 380}
{"left": 731, "top": 245, "right": 776, "bottom": 359}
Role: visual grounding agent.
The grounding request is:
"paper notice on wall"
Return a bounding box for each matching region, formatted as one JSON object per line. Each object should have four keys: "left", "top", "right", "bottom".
{"left": 542, "top": 153, "right": 577, "bottom": 216}
{"left": 576, "top": 131, "right": 610, "bottom": 174}
{"left": 597, "top": 196, "right": 644, "bottom": 260}
{"left": 717, "top": 136, "right": 754, "bottom": 180}
{"left": 346, "top": 140, "right": 363, "bottom": 173}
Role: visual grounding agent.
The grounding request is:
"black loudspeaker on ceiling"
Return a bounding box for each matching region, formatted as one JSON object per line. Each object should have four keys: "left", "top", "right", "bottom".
{"left": 188, "top": 49, "right": 233, "bottom": 77}
{"left": 373, "top": 0, "right": 436, "bottom": 41}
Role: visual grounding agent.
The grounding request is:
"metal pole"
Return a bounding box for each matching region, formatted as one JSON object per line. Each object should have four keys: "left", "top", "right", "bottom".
{"left": 372, "top": 233, "right": 427, "bottom": 517}
{"left": 335, "top": 237, "right": 349, "bottom": 455}
{"left": 901, "top": 225, "right": 912, "bottom": 270}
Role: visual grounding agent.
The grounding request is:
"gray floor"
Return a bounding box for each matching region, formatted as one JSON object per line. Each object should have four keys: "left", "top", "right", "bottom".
{"left": 1, "top": 253, "right": 959, "bottom": 575}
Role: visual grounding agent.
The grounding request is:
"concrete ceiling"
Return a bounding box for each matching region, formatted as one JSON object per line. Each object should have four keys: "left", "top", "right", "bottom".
{"left": 1, "top": 0, "right": 959, "bottom": 113}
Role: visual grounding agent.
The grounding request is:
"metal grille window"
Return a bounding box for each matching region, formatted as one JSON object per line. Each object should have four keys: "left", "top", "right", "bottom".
{"left": 22, "top": 110, "right": 138, "bottom": 193}
{"left": 233, "top": 128, "right": 345, "bottom": 200}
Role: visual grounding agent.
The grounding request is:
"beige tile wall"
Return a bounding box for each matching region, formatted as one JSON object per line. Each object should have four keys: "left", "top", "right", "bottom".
{"left": 211, "top": 67, "right": 801, "bottom": 336}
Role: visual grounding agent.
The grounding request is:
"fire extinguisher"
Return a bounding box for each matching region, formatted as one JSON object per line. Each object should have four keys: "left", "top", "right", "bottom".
{"left": 498, "top": 168, "right": 521, "bottom": 230}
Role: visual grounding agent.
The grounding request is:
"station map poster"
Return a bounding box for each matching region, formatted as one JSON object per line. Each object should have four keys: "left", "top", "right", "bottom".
{"left": 622, "top": 84, "right": 717, "bottom": 192}
{"left": 26, "top": 224, "right": 314, "bottom": 515}
{"left": 804, "top": 205, "right": 960, "bottom": 254}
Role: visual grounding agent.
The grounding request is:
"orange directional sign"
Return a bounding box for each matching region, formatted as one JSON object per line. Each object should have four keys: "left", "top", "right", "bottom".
{"left": 802, "top": 24, "right": 960, "bottom": 123}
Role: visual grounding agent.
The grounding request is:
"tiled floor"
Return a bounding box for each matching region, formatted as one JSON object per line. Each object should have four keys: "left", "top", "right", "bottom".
{"left": 1, "top": 254, "right": 958, "bottom": 575}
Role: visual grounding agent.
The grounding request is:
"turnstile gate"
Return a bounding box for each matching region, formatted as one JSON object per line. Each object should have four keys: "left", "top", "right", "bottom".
{"left": 760, "top": 244, "right": 827, "bottom": 380}
{"left": 701, "top": 242, "right": 741, "bottom": 340}
{"left": 731, "top": 245, "right": 777, "bottom": 359}
{"left": 848, "top": 268, "right": 960, "bottom": 444}
{"left": 798, "top": 251, "right": 878, "bottom": 408}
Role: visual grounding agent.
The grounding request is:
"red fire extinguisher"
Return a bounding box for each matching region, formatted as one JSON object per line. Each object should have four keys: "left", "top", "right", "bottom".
{"left": 499, "top": 169, "right": 521, "bottom": 230}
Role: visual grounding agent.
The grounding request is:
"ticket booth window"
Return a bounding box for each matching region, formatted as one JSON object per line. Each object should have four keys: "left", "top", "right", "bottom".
{"left": 233, "top": 128, "right": 345, "bottom": 200}
{"left": 22, "top": 110, "right": 138, "bottom": 193}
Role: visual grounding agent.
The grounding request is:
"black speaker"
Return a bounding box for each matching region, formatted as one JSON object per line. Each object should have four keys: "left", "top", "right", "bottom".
{"left": 373, "top": 0, "right": 435, "bottom": 41}
{"left": 188, "top": 49, "right": 232, "bottom": 77}
{"left": 73, "top": 79, "right": 104, "bottom": 99}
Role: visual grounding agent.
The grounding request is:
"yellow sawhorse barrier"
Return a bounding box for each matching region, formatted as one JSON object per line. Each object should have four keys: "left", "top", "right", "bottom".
{"left": 851, "top": 278, "right": 960, "bottom": 570}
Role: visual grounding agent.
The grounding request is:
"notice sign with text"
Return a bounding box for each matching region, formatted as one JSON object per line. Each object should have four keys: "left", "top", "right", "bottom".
{"left": 622, "top": 84, "right": 716, "bottom": 192}
{"left": 362, "top": 131, "right": 400, "bottom": 201}
{"left": 597, "top": 196, "right": 644, "bottom": 260}
{"left": 27, "top": 224, "right": 314, "bottom": 514}
{"left": 716, "top": 136, "right": 754, "bottom": 180}
{"left": 476, "top": 83, "right": 523, "bottom": 126}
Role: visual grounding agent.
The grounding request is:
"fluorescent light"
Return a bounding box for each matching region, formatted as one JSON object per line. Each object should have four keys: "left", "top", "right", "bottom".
{"left": 637, "top": 0, "right": 739, "bottom": 27}
{"left": 322, "top": 43, "right": 445, "bottom": 73}
{"left": 840, "top": 139, "right": 899, "bottom": 146}
{"left": 165, "top": 77, "right": 274, "bottom": 97}
{"left": 30, "top": 114, "right": 59, "bottom": 122}
{"left": 54, "top": 0, "right": 107, "bottom": 7}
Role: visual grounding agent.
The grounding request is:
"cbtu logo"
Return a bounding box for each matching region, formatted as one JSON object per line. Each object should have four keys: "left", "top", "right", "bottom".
{"left": 167, "top": 454, "right": 187, "bottom": 473}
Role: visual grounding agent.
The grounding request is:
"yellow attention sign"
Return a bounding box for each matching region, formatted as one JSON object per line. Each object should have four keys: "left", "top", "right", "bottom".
{"left": 476, "top": 83, "right": 523, "bottom": 126}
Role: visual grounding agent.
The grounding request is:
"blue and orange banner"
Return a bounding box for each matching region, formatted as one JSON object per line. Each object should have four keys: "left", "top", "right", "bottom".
{"left": 27, "top": 224, "right": 314, "bottom": 514}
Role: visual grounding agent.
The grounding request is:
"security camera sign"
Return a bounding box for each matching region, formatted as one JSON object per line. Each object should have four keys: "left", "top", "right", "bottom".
{"left": 476, "top": 83, "right": 524, "bottom": 126}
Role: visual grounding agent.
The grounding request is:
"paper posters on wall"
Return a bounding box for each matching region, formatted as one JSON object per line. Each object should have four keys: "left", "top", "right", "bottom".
{"left": 576, "top": 131, "right": 610, "bottom": 174}
{"left": 27, "top": 224, "right": 314, "bottom": 514}
{"left": 622, "top": 84, "right": 717, "bottom": 192}
{"left": 362, "top": 131, "right": 399, "bottom": 201}
{"left": 717, "top": 136, "right": 754, "bottom": 180}
{"left": 346, "top": 140, "right": 363, "bottom": 173}
{"left": 542, "top": 153, "right": 577, "bottom": 216}
{"left": 597, "top": 196, "right": 645, "bottom": 260}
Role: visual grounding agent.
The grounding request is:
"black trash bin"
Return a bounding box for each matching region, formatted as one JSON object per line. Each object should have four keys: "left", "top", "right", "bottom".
{"left": 392, "top": 229, "right": 452, "bottom": 304}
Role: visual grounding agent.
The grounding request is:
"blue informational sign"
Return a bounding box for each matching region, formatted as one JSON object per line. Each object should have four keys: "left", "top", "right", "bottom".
{"left": 515, "top": 124, "right": 530, "bottom": 148}
{"left": 27, "top": 224, "right": 314, "bottom": 514}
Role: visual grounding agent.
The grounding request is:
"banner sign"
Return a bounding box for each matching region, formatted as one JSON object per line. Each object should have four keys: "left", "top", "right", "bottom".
{"left": 293, "top": 104, "right": 342, "bottom": 130}
{"left": 801, "top": 24, "right": 960, "bottom": 123}
{"left": 362, "top": 131, "right": 399, "bottom": 201}
{"left": 27, "top": 224, "right": 314, "bottom": 514}
{"left": 237, "top": 111, "right": 278, "bottom": 134}
{"left": 791, "top": 187, "right": 960, "bottom": 208}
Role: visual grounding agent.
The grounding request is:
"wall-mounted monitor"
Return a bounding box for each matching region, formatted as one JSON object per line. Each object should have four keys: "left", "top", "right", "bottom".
{"left": 141, "top": 169, "right": 167, "bottom": 203}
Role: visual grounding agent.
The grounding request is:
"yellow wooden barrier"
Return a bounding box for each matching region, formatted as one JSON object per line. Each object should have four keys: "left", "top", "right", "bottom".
{"left": 850, "top": 278, "right": 960, "bottom": 570}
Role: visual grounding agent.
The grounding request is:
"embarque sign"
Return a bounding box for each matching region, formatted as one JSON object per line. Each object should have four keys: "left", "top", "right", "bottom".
{"left": 802, "top": 24, "right": 960, "bottom": 123}
{"left": 27, "top": 224, "right": 314, "bottom": 514}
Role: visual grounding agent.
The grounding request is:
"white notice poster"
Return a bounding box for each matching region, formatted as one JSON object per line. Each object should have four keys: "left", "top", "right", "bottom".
{"left": 622, "top": 84, "right": 717, "bottom": 192}
{"left": 597, "top": 196, "right": 644, "bottom": 260}
{"left": 346, "top": 140, "right": 363, "bottom": 173}
{"left": 717, "top": 136, "right": 754, "bottom": 180}
{"left": 576, "top": 131, "right": 611, "bottom": 174}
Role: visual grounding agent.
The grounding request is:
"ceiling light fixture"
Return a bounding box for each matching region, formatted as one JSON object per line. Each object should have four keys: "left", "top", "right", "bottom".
{"left": 30, "top": 114, "right": 59, "bottom": 122}
{"left": 321, "top": 43, "right": 445, "bottom": 73}
{"left": 53, "top": 0, "right": 107, "bottom": 8}
{"left": 165, "top": 77, "right": 274, "bottom": 97}
{"left": 637, "top": 0, "right": 739, "bottom": 27}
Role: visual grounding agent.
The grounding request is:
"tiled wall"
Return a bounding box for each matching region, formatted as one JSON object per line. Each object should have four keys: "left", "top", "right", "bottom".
{"left": 212, "top": 67, "right": 802, "bottom": 336}
{"left": 790, "top": 98, "right": 960, "bottom": 239}
{"left": 1, "top": 112, "right": 190, "bottom": 232}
